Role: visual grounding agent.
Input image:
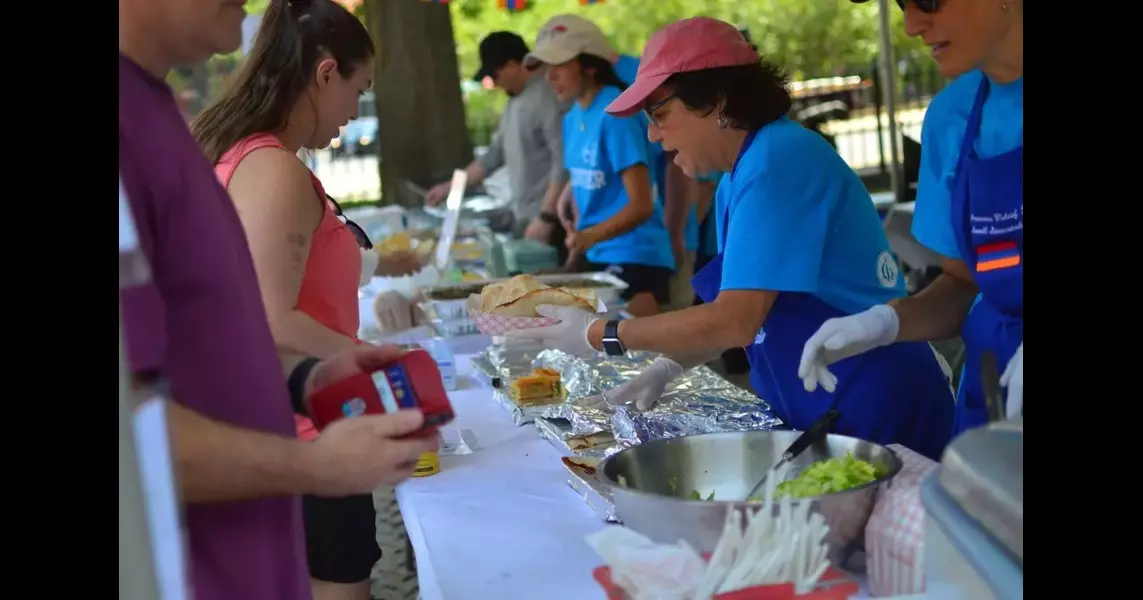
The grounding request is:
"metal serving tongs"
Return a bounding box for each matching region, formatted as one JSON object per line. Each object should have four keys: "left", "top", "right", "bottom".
{"left": 744, "top": 408, "right": 841, "bottom": 501}
{"left": 980, "top": 351, "right": 1007, "bottom": 423}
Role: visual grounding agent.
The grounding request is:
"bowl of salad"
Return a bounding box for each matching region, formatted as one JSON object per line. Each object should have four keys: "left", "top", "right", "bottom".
{"left": 596, "top": 430, "right": 902, "bottom": 565}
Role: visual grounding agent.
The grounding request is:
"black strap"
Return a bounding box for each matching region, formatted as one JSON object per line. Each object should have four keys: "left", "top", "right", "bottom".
{"left": 288, "top": 357, "right": 321, "bottom": 415}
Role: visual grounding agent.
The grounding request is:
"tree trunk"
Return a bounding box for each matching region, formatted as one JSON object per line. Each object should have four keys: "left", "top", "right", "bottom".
{"left": 364, "top": 0, "right": 472, "bottom": 207}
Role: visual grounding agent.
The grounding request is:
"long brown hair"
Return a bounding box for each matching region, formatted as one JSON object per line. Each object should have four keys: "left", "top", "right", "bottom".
{"left": 191, "top": 0, "right": 374, "bottom": 164}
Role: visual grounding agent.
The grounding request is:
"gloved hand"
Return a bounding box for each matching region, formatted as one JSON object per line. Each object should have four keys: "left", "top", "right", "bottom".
{"left": 372, "top": 291, "right": 414, "bottom": 333}
{"left": 501, "top": 305, "right": 600, "bottom": 356}
{"left": 798, "top": 304, "right": 900, "bottom": 393}
{"left": 1000, "top": 343, "right": 1023, "bottom": 419}
{"left": 605, "top": 357, "right": 684, "bottom": 411}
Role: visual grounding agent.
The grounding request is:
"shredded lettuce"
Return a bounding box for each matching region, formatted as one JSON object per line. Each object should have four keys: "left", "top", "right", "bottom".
{"left": 772, "top": 453, "right": 885, "bottom": 499}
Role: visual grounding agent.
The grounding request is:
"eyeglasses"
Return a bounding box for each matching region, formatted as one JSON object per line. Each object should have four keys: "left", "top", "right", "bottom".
{"left": 897, "top": 0, "right": 941, "bottom": 14}
{"left": 326, "top": 194, "right": 374, "bottom": 250}
{"left": 644, "top": 93, "right": 677, "bottom": 128}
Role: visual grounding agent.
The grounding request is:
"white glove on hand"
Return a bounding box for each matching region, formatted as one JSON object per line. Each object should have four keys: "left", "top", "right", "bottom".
{"left": 798, "top": 304, "right": 900, "bottom": 393}
{"left": 605, "top": 357, "right": 684, "bottom": 412}
{"left": 1000, "top": 343, "right": 1023, "bottom": 419}
{"left": 501, "top": 305, "right": 600, "bottom": 356}
{"left": 373, "top": 291, "right": 414, "bottom": 333}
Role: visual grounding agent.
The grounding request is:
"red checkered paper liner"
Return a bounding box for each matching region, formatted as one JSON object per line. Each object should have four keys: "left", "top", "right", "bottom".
{"left": 864, "top": 444, "right": 939, "bottom": 597}
{"left": 465, "top": 294, "right": 605, "bottom": 336}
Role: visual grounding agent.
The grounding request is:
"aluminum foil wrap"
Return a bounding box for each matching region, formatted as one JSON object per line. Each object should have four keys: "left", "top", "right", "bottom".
{"left": 536, "top": 349, "right": 784, "bottom": 448}
{"left": 534, "top": 416, "right": 617, "bottom": 460}
{"left": 473, "top": 341, "right": 565, "bottom": 426}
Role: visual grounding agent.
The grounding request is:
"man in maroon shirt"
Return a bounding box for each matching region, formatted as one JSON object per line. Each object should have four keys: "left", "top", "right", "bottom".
{"left": 118, "top": 1, "right": 438, "bottom": 599}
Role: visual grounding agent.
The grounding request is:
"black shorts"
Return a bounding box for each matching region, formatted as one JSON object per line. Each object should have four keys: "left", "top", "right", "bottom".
{"left": 583, "top": 261, "right": 673, "bottom": 305}
{"left": 302, "top": 493, "right": 380, "bottom": 584}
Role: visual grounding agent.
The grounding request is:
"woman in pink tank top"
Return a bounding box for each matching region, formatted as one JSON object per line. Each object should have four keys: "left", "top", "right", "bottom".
{"left": 189, "top": 2, "right": 420, "bottom": 599}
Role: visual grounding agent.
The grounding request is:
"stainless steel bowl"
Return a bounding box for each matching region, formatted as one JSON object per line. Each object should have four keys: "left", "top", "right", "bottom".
{"left": 597, "top": 430, "right": 902, "bottom": 563}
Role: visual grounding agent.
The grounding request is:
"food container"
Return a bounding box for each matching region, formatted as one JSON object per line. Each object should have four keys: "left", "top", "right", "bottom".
{"left": 597, "top": 430, "right": 902, "bottom": 566}
{"left": 921, "top": 421, "right": 1022, "bottom": 599}
{"left": 421, "top": 271, "right": 629, "bottom": 322}
{"left": 593, "top": 563, "right": 859, "bottom": 600}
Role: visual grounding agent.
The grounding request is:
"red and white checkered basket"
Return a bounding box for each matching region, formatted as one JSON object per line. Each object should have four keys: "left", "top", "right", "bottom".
{"left": 864, "top": 444, "right": 939, "bottom": 597}
{"left": 465, "top": 294, "right": 605, "bottom": 336}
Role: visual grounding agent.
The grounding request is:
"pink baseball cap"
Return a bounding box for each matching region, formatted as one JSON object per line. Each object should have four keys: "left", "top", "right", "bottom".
{"left": 606, "top": 17, "right": 759, "bottom": 118}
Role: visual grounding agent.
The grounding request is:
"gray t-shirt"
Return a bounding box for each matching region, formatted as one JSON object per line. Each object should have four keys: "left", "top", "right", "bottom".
{"left": 119, "top": 53, "right": 310, "bottom": 600}
{"left": 477, "top": 73, "right": 569, "bottom": 224}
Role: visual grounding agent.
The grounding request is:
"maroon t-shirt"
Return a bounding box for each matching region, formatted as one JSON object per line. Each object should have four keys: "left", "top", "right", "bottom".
{"left": 118, "top": 53, "right": 311, "bottom": 600}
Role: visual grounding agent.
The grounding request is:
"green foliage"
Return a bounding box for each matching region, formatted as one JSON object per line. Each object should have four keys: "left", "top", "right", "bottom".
{"left": 450, "top": 0, "right": 929, "bottom": 143}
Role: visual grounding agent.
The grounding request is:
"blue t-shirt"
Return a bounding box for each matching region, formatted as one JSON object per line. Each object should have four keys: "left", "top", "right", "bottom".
{"left": 715, "top": 118, "right": 905, "bottom": 313}
{"left": 696, "top": 171, "right": 723, "bottom": 259}
{"left": 615, "top": 54, "right": 669, "bottom": 222}
{"left": 912, "top": 70, "right": 1023, "bottom": 260}
{"left": 564, "top": 85, "right": 675, "bottom": 269}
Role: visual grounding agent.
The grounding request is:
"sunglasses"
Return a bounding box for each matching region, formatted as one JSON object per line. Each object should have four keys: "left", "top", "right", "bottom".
{"left": 897, "top": 0, "right": 940, "bottom": 14}
{"left": 326, "top": 194, "right": 373, "bottom": 250}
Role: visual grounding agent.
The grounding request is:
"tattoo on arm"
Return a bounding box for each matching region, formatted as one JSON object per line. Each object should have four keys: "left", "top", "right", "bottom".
{"left": 287, "top": 232, "right": 308, "bottom": 270}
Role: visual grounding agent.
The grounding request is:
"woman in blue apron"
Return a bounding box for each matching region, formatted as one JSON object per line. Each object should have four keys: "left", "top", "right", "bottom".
{"left": 506, "top": 17, "right": 955, "bottom": 461}
{"left": 801, "top": 0, "right": 1023, "bottom": 437}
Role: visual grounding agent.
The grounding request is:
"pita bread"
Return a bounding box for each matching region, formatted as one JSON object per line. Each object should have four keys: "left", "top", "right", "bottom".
{"left": 479, "top": 274, "right": 597, "bottom": 317}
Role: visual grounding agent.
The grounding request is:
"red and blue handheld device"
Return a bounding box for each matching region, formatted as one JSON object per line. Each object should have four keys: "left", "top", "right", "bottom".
{"left": 305, "top": 349, "right": 455, "bottom": 437}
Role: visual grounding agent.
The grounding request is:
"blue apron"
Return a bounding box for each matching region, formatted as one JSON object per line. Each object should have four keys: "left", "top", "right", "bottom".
{"left": 949, "top": 80, "right": 1024, "bottom": 436}
{"left": 690, "top": 132, "right": 955, "bottom": 462}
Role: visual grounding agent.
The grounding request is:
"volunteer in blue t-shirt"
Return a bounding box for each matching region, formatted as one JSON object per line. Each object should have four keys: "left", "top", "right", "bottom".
{"left": 508, "top": 17, "right": 955, "bottom": 461}
{"left": 524, "top": 15, "right": 675, "bottom": 317}
{"left": 801, "top": 0, "right": 1024, "bottom": 436}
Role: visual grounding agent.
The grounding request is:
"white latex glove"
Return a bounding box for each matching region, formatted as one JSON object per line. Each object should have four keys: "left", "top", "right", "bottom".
{"left": 372, "top": 291, "right": 414, "bottom": 333}
{"left": 501, "top": 304, "right": 600, "bottom": 356}
{"left": 798, "top": 304, "right": 900, "bottom": 393}
{"left": 1000, "top": 343, "right": 1023, "bottom": 419}
{"left": 605, "top": 357, "right": 684, "bottom": 411}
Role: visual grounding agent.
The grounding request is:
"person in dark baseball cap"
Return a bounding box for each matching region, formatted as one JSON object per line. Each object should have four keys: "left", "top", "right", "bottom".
{"left": 426, "top": 30, "right": 572, "bottom": 263}
{"left": 511, "top": 17, "right": 956, "bottom": 462}
{"left": 472, "top": 31, "right": 530, "bottom": 88}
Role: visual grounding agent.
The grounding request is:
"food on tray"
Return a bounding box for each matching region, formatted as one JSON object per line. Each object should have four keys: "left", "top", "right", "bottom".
{"left": 561, "top": 456, "right": 601, "bottom": 476}
{"left": 427, "top": 283, "right": 487, "bottom": 301}
{"left": 377, "top": 232, "right": 414, "bottom": 254}
{"left": 507, "top": 367, "right": 564, "bottom": 405}
{"left": 451, "top": 240, "right": 484, "bottom": 261}
{"left": 567, "top": 431, "right": 614, "bottom": 450}
{"left": 538, "top": 278, "right": 614, "bottom": 289}
{"left": 478, "top": 274, "right": 597, "bottom": 317}
{"left": 772, "top": 452, "right": 886, "bottom": 499}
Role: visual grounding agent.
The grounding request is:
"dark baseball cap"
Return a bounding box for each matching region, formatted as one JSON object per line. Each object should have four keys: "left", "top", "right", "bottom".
{"left": 473, "top": 31, "right": 530, "bottom": 82}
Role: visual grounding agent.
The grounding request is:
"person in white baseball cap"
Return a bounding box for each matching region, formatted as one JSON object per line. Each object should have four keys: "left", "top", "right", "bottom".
{"left": 521, "top": 14, "right": 676, "bottom": 317}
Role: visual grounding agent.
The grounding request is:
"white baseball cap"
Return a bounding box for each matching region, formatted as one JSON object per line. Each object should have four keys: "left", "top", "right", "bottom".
{"left": 524, "top": 14, "right": 615, "bottom": 69}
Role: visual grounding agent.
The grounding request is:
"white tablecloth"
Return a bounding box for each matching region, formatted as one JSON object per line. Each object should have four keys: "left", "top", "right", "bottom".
{"left": 396, "top": 354, "right": 608, "bottom": 600}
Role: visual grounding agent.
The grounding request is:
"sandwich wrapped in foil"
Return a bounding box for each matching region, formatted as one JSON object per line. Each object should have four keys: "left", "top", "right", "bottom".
{"left": 535, "top": 349, "right": 784, "bottom": 447}
{"left": 534, "top": 415, "right": 617, "bottom": 460}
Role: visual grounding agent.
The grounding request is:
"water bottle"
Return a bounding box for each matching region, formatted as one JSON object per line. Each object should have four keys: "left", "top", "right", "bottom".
{"left": 423, "top": 337, "right": 457, "bottom": 391}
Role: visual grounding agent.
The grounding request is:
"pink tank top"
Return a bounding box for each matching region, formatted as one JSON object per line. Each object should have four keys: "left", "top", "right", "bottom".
{"left": 215, "top": 133, "right": 362, "bottom": 441}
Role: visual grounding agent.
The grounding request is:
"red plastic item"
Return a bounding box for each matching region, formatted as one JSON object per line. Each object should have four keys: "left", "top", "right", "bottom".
{"left": 305, "top": 349, "right": 455, "bottom": 437}
{"left": 592, "top": 565, "right": 860, "bottom": 600}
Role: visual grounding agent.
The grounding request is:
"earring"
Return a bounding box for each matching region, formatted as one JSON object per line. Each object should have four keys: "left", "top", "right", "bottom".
{"left": 1001, "top": 2, "right": 1009, "bottom": 11}
{"left": 717, "top": 115, "right": 728, "bottom": 129}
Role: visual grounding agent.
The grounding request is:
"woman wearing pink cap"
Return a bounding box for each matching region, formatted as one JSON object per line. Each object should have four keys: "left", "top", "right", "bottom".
{"left": 507, "top": 17, "right": 955, "bottom": 460}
